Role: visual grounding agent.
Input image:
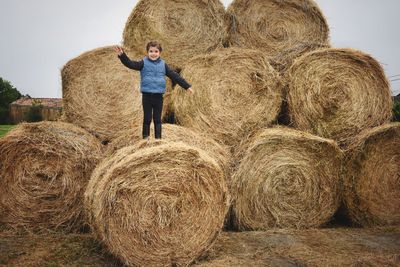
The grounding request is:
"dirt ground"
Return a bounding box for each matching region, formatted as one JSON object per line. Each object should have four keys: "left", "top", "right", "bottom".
{"left": 1, "top": 224, "right": 399, "bottom": 267}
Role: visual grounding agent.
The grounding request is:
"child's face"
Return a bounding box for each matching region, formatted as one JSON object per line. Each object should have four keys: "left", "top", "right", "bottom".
{"left": 148, "top": 46, "right": 161, "bottom": 61}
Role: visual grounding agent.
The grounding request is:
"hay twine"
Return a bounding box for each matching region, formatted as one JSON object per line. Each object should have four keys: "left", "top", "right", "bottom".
{"left": 62, "top": 46, "right": 145, "bottom": 142}
{"left": 344, "top": 123, "right": 400, "bottom": 226}
{"left": 85, "top": 142, "right": 229, "bottom": 267}
{"left": 286, "top": 48, "right": 393, "bottom": 145}
{"left": 225, "top": 0, "right": 329, "bottom": 57}
{"left": 123, "top": 0, "right": 226, "bottom": 68}
{"left": 171, "top": 47, "right": 283, "bottom": 149}
{"left": 0, "top": 121, "right": 103, "bottom": 231}
{"left": 232, "top": 127, "right": 342, "bottom": 230}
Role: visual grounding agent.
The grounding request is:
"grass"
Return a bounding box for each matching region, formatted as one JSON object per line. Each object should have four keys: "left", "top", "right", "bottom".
{"left": 0, "top": 125, "right": 15, "bottom": 138}
{"left": 393, "top": 99, "right": 400, "bottom": 121}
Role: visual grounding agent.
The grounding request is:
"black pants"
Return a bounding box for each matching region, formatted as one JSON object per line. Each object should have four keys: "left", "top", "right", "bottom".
{"left": 142, "top": 92, "right": 163, "bottom": 138}
{"left": 142, "top": 92, "right": 163, "bottom": 125}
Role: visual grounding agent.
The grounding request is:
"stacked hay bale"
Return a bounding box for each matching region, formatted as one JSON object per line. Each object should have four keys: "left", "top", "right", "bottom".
{"left": 62, "top": 46, "right": 176, "bottom": 143}
{"left": 123, "top": 0, "right": 226, "bottom": 68}
{"left": 268, "top": 42, "right": 329, "bottom": 74}
{"left": 0, "top": 0, "right": 394, "bottom": 265}
{"left": 85, "top": 142, "right": 229, "bottom": 266}
{"left": 0, "top": 121, "right": 102, "bottom": 231}
{"left": 171, "top": 47, "right": 283, "bottom": 149}
{"left": 221, "top": 0, "right": 395, "bottom": 230}
{"left": 61, "top": 46, "right": 142, "bottom": 142}
{"left": 57, "top": 1, "right": 233, "bottom": 264}
{"left": 231, "top": 127, "right": 342, "bottom": 230}
{"left": 343, "top": 123, "right": 400, "bottom": 226}
{"left": 285, "top": 48, "right": 393, "bottom": 146}
{"left": 105, "top": 123, "right": 230, "bottom": 174}
{"left": 225, "top": 0, "right": 330, "bottom": 58}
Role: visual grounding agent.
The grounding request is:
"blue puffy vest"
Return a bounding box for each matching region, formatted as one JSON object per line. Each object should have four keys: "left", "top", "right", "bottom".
{"left": 140, "top": 57, "right": 167, "bottom": 93}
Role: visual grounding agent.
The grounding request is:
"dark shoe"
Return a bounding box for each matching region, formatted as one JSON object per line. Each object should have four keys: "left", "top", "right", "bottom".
{"left": 155, "top": 123, "right": 162, "bottom": 139}
{"left": 142, "top": 124, "right": 150, "bottom": 139}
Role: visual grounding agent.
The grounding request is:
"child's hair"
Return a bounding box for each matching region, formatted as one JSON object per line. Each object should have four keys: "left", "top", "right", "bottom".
{"left": 146, "top": 41, "right": 163, "bottom": 52}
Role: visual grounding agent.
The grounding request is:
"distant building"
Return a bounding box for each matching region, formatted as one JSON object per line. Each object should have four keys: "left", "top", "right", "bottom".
{"left": 9, "top": 97, "right": 63, "bottom": 124}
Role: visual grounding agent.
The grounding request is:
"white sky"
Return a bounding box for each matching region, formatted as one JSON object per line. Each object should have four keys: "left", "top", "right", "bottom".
{"left": 0, "top": 0, "right": 399, "bottom": 97}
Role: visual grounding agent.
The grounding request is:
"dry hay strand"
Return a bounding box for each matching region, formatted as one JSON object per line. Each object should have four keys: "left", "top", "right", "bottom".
{"left": 286, "top": 48, "right": 393, "bottom": 146}
{"left": 0, "top": 121, "right": 103, "bottom": 231}
{"left": 105, "top": 123, "right": 231, "bottom": 174}
{"left": 195, "top": 227, "right": 400, "bottom": 266}
{"left": 85, "top": 142, "right": 229, "bottom": 267}
{"left": 268, "top": 42, "right": 329, "bottom": 74}
{"left": 231, "top": 127, "right": 342, "bottom": 230}
{"left": 62, "top": 46, "right": 172, "bottom": 142}
{"left": 171, "top": 48, "right": 283, "bottom": 149}
{"left": 123, "top": 0, "right": 226, "bottom": 68}
{"left": 61, "top": 46, "right": 141, "bottom": 142}
{"left": 266, "top": 42, "right": 329, "bottom": 126}
{"left": 225, "top": 0, "right": 329, "bottom": 57}
{"left": 343, "top": 123, "right": 400, "bottom": 227}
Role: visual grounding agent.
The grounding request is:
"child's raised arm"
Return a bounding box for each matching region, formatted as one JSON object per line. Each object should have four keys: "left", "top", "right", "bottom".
{"left": 114, "top": 46, "right": 124, "bottom": 56}
{"left": 115, "top": 46, "right": 144, "bottom": 71}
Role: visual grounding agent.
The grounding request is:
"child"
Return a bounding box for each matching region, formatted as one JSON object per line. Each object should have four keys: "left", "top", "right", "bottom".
{"left": 114, "top": 41, "right": 193, "bottom": 139}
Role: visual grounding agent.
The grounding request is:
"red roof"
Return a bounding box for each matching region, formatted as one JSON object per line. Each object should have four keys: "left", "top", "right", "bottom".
{"left": 11, "top": 97, "right": 63, "bottom": 108}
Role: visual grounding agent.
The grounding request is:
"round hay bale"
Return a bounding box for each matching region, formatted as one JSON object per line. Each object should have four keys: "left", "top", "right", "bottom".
{"left": 85, "top": 142, "right": 229, "bottom": 266}
{"left": 225, "top": 0, "right": 329, "bottom": 57}
{"left": 232, "top": 127, "right": 342, "bottom": 230}
{"left": 269, "top": 43, "right": 329, "bottom": 126}
{"left": 171, "top": 47, "right": 283, "bottom": 148}
{"left": 0, "top": 121, "right": 103, "bottom": 231}
{"left": 286, "top": 48, "right": 393, "bottom": 145}
{"left": 343, "top": 123, "right": 400, "bottom": 226}
{"left": 105, "top": 123, "right": 230, "bottom": 174}
{"left": 62, "top": 46, "right": 171, "bottom": 142}
{"left": 123, "top": 0, "right": 226, "bottom": 68}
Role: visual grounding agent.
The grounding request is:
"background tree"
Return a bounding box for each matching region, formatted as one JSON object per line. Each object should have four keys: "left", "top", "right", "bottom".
{"left": 393, "top": 94, "right": 400, "bottom": 122}
{"left": 0, "top": 77, "right": 22, "bottom": 124}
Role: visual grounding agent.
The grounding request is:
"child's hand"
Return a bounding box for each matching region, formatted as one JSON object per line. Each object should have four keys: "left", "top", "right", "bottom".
{"left": 187, "top": 88, "right": 194, "bottom": 94}
{"left": 114, "top": 46, "right": 124, "bottom": 56}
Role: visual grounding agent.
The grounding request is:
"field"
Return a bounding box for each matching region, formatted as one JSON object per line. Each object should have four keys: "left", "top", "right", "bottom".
{"left": 1, "top": 224, "right": 399, "bottom": 266}
{"left": 0, "top": 125, "right": 15, "bottom": 138}
{"left": 1, "top": 0, "right": 399, "bottom": 265}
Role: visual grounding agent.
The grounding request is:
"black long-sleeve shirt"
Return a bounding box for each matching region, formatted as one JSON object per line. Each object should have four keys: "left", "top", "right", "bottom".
{"left": 118, "top": 53, "right": 191, "bottom": 90}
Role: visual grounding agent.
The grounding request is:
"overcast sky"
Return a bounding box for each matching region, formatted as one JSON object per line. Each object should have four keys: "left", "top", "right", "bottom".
{"left": 0, "top": 0, "right": 399, "bottom": 98}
